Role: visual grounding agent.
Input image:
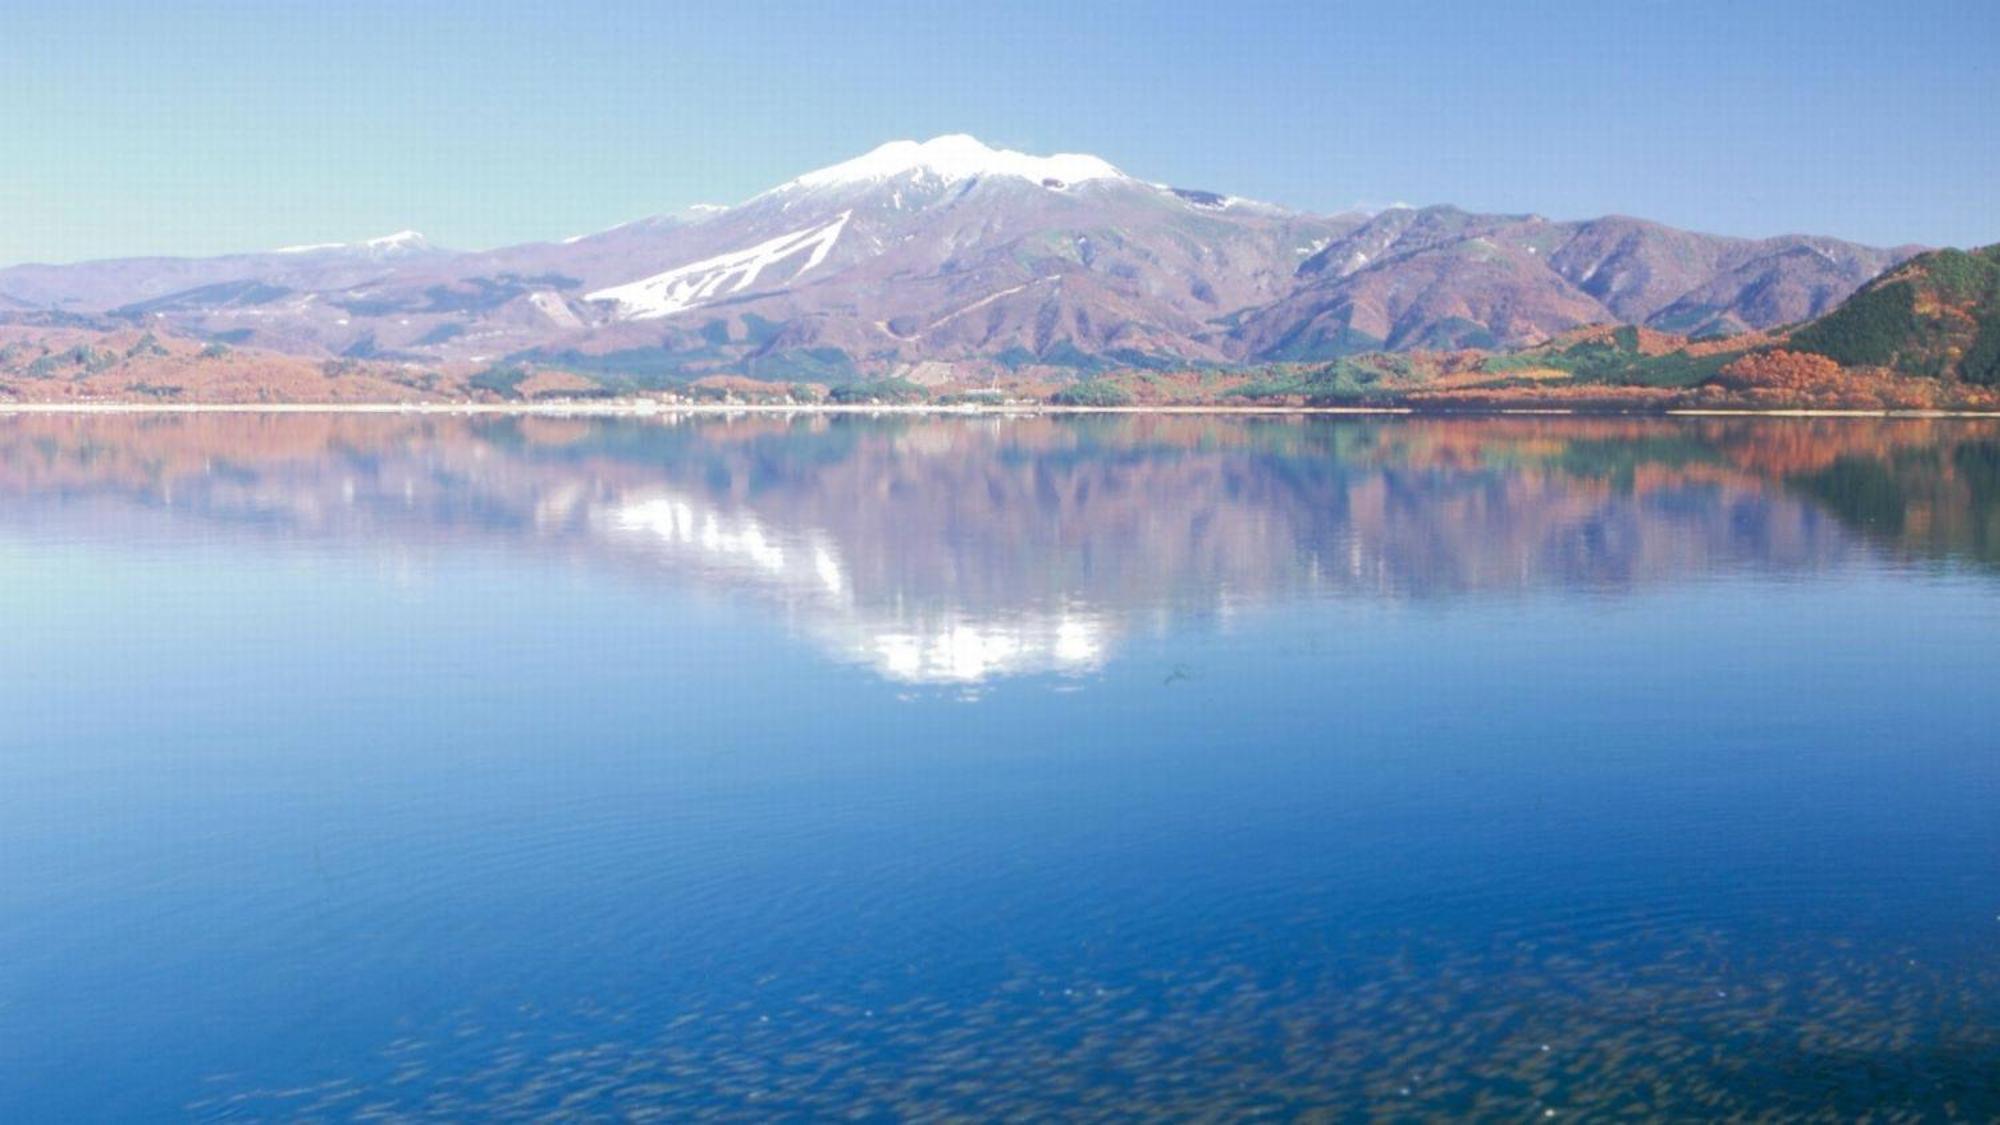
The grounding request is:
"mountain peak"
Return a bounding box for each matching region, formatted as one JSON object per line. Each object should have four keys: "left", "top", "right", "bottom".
{"left": 365, "top": 230, "right": 428, "bottom": 250}
{"left": 779, "top": 134, "right": 1124, "bottom": 192}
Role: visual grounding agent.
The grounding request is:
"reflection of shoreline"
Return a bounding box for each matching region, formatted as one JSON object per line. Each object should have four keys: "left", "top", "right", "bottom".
{"left": 6, "top": 402, "right": 2000, "bottom": 419}
{"left": 3, "top": 412, "right": 1995, "bottom": 682}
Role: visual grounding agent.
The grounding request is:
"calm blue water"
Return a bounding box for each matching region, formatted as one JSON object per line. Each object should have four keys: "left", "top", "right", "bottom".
{"left": 0, "top": 413, "right": 1996, "bottom": 1119}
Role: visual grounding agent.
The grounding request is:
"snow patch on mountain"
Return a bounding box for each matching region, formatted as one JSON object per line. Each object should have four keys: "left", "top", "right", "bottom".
{"left": 928, "top": 276, "right": 1059, "bottom": 331}
{"left": 273, "top": 230, "right": 431, "bottom": 255}
{"left": 527, "top": 291, "right": 582, "bottom": 328}
{"left": 366, "top": 230, "right": 427, "bottom": 250}
{"left": 586, "top": 212, "right": 852, "bottom": 320}
{"left": 777, "top": 135, "right": 1122, "bottom": 193}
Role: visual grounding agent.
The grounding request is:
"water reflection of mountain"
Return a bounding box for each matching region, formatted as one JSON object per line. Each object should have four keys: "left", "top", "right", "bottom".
{"left": 2, "top": 413, "right": 1995, "bottom": 682}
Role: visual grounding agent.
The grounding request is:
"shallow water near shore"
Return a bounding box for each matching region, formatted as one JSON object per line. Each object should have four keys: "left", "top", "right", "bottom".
{"left": 0, "top": 413, "right": 1996, "bottom": 1118}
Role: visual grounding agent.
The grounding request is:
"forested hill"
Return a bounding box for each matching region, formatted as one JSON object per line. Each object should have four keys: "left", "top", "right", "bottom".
{"left": 1789, "top": 245, "right": 2000, "bottom": 386}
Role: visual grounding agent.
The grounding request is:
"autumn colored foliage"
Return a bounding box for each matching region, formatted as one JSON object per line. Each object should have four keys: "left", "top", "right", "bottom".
{"left": 1712, "top": 350, "right": 1845, "bottom": 391}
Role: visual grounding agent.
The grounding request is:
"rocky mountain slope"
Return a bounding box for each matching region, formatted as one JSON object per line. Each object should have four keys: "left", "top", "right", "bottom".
{"left": 0, "top": 135, "right": 1921, "bottom": 384}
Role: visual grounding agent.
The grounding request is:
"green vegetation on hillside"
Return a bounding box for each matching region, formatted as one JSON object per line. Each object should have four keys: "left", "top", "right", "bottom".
{"left": 827, "top": 378, "right": 927, "bottom": 404}
{"left": 1226, "top": 354, "right": 1418, "bottom": 403}
{"left": 1049, "top": 379, "right": 1134, "bottom": 406}
{"left": 1257, "top": 322, "right": 1388, "bottom": 363}
{"left": 1483, "top": 327, "right": 1737, "bottom": 387}
{"left": 1789, "top": 246, "right": 2000, "bottom": 383}
{"left": 469, "top": 363, "right": 532, "bottom": 398}
{"left": 744, "top": 347, "right": 856, "bottom": 383}
{"left": 25, "top": 344, "right": 118, "bottom": 378}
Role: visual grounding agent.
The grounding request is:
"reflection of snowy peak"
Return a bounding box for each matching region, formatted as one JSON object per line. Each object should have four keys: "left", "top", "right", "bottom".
{"left": 593, "top": 486, "right": 1108, "bottom": 684}
{"left": 0, "top": 413, "right": 1900, "bottom": 685}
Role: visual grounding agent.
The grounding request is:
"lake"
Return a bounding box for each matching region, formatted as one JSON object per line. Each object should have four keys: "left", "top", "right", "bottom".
{"left": 1, "top": 412, "right": 1996, "bottom": 1119}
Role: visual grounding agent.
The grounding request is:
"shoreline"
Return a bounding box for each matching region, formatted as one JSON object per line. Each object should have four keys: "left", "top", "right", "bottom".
{"left": 1, "top": 401, "right": 1999, "bottom": 419}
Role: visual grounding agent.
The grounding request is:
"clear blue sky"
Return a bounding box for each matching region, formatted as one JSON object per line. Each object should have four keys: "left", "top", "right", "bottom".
{"left": 4, "top": 0, "right": 1995, "bottom": 265}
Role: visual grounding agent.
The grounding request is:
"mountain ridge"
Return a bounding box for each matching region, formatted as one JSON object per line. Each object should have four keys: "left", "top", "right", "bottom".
{"left": 0, "top": 135, "right": 1929, "bottom": 383}
{"left": 3, "top": 246, "right": 1996, "bottom": 411}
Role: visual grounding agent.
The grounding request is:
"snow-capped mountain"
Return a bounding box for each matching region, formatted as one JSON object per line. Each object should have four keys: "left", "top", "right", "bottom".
{"left": 0, "top": 229, "right": 452, "bottom": 321}
{"left": 768, "top": 134, "right": 1126, "bottom": 193}
{"left": 271, "top": 230, "right": 436, "bottom": 257}
{"left": 0, "top": 135, "right": 1918, "bottom": 381}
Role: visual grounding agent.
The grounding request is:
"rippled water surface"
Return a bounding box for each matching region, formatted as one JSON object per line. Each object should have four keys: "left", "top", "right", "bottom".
{"left": 1, "top": 413, "right": 1997, "bottom": 1119}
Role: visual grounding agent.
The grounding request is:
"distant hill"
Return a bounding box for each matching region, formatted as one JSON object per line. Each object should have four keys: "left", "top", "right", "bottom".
{"left": 1787, "top": 245, "right": 2000, "bottom": 385}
